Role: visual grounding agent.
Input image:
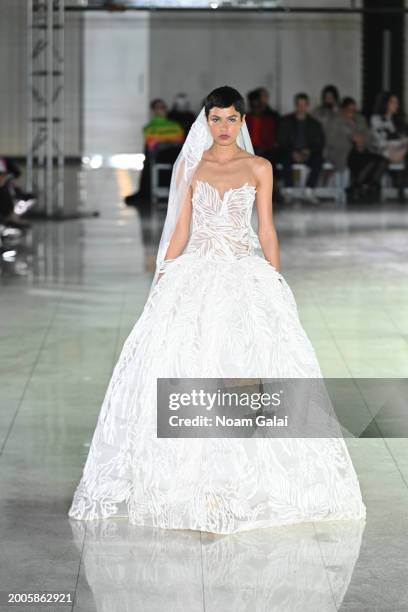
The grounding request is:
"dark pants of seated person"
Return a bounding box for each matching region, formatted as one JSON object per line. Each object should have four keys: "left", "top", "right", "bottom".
{"left": 348, "top": 149, "right": 388, "bottom": 190}
{"left": 255, "top": 148, "right": 283, "bottom": 202}
{"left": 0, "top": 182, "right": 14, "bottom": 219}
{"left": 388, "top": 151, "right": 408, "bottom": 200}
{"left": 281, "top": 151, "right": 323, "bottom": 188}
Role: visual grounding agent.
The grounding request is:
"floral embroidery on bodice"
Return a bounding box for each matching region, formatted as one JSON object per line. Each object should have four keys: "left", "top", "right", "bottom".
{"left": 184, "top": 180, "right": 260, "bottom": 259}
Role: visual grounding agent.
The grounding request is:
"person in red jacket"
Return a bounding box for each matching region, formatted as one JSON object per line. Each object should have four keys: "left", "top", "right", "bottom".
{"left": 245, "top": 88, "right": 282, "bottom": 201}
{"left": 245, "top": 88, "right": 280, "bottom": 159}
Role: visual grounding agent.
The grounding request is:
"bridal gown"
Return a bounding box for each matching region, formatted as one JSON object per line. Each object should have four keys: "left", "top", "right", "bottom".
{"left": 68, "top": 179, "right": 366, "bottom": 534}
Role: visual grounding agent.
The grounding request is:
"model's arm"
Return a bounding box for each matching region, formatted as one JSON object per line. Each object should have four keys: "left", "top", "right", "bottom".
{"left": 157, "top": 184, "right": 192, "bottom": 282}
{"left": 254, "top": 158, "right": 281, "bottom": 273}
{"left": 164, "top": 184, "right": 192, "bottom": 259}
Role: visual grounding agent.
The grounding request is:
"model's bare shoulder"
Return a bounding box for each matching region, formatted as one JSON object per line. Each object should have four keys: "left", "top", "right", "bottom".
{"left": 250, "top": 155, "right": 273, "bottom": 179}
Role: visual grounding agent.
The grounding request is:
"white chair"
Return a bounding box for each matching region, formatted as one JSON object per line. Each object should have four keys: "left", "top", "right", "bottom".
{"left": 150, "top": 143, "right": 182, "bottom": 209}
{"left": 316, "top": 164, "right": 349, "bottom": 204}
{"left": 380, "top": 163, "right": 405, "bottom": 201}
{"left": 279, "top": 161, "right": 348, "bottom": 204}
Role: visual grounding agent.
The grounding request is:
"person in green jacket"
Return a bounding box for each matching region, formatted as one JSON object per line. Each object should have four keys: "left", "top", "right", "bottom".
{"left": 125, "top": 99, "right": 184, "bottom": 210}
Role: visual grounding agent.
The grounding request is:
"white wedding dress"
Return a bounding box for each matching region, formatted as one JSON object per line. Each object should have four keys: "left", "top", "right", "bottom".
{"left": 68, "top": 179, "right": 366, "bottom": 534}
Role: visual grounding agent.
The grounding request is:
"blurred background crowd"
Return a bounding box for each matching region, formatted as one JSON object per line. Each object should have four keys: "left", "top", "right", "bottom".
{"left": 123, "top": 85, "right": 408, "bottom": 212}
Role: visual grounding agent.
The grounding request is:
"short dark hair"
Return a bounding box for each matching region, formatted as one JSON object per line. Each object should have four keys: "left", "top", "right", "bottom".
{"left": 150, "top": 98, "right": 166, "bottom": 110}
{"left": 321, "top": 84, "right": 340, "bottom": 103}
{"left": 247, "top": 88, "right": 262, "bottom": 104}
{"left": 294, "top": 92, "right": 309, "bottom": 104}
{"left": 373, "top": 90, "right": 399, "bottom": 116}
{"left": 204, "top": 86, "right": 245, "bottom": 119}
{"left": 372, "top": 90, "right": 404, "bottom": 130}
{"left": 341, "top": 96, "right": 356, "bottom": 109}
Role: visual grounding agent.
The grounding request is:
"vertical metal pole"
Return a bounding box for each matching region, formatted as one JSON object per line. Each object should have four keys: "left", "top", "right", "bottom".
{"left": 27, "top": 0, "right": 33, "bottom": 193}
{"left": 275, "top": 15, "right": 282, "bottom": 112}
{"left": 28, "top": 0, "right": 65, "bottom": 218}
{"left": 36, "top": 0, "right": 46, "bottom": 211}
{"left": 46, "top": 0, "right": 53, "bottom": 216}
{"left": 382, "top": 29, "right": 391, "bottom": 91}
{"left": 58, "top": 0, "right": 65, "bottom": 213}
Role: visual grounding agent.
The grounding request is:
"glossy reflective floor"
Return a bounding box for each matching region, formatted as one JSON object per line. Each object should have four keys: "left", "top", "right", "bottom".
{"left": 1, "top": 168, "right": 408, "bottom": 611}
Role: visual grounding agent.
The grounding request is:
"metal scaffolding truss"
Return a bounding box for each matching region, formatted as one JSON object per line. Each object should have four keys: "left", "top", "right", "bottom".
{"left": 27, "top": 0, "right": 65, "bottom": 217}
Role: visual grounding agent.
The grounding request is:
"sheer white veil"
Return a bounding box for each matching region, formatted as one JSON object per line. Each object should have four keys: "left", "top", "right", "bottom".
{"left": 146, "top": 105, "right": 258, "bottom": 301}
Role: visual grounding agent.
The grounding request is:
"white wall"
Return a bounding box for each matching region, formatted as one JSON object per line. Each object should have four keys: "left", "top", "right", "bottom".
{"left": 83, "top": 11, "right": 150, "bottom": 156}
{"left": 405, "top": 0, "right": 408, "bottom": 114}
{"left": 65, "top": 12, "right": 84, "bottom": 156}
{"left": 283, "top": 0, "right": 362, "bottom": 7}
{"left": 0, "top": 4, "right": 149, "bottom": 157}
{"left": 278, "top": 13, "right": 362, "bottom": 111}
{"left": 0, "top": 4, "right": 364, "bottom": 157}
{"left": 0, "top": 0, "right": 27, "bottom": 155}
{"left": 150, "top": 11, "right": 362, "bottom": 115}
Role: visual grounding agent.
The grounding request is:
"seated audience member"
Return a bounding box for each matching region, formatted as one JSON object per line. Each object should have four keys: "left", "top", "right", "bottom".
{"left": 313, "top": 84, "right": 340, "bottom": 130}
{"left": 0, "top": 158, "right": 13, "bottom": 220}
{"left": 124, "top": 98, "right": 184, "bottom": 210}
{"left": 326, "top": 97, "right": 387, "bottom": 203}
{"left": 245, "top": 88, "right": 282, "bottom": 201}
{"left": 143, "top": 98, "right": 184, "bottom": 153}
{"left": 168, "top": 92, "right": 196, "bottom": 137}
{"left": 278, "top": 93, "right": 325, "bottom": 197}
{"left": 1, "top": 157, "right": 36, "bottom": 203}
{"left": 0, "top": 158, "right": 31, "bottom": 229}
{"left": 245, "top": 88, "right": 280, "bottom": 161}
{"left": 258, "top": 87, "right": 280, "bottom": 129}
{"left": 370, "top": 91, "right": 408, "bottom": 201}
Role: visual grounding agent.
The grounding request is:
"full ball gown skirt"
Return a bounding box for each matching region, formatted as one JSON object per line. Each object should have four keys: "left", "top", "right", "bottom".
{"left": 68, "top": 180, "right": 366, "bottom": 534}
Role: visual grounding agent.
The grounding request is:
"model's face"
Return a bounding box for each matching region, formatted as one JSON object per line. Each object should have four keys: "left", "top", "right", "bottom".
{"left": 388, "top": 96, "right": 399, "bottom": 115}
{"left": 207, "top": 106, "right": 244, "bottom": 145}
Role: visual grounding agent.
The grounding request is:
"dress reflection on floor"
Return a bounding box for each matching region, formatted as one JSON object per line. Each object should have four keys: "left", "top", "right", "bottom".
{"left": 69, "top": 516, "right": 365, "bottom": 612}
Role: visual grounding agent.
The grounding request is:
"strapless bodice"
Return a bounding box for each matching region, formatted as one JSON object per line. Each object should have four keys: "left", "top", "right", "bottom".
{"left": 184, "top": 180, "right": 260, "bottom": 259}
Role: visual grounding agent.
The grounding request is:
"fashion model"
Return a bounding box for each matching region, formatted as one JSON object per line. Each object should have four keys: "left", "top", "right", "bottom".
{"left": 68, "top": 86, "right": 366, "bottom": 534}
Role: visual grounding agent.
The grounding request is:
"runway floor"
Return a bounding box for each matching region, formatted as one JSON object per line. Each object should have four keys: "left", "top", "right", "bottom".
{"left": 1, "top": 168, "right": 408, "bottom": 611}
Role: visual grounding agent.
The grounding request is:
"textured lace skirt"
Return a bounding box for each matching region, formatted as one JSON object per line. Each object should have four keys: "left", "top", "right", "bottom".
{"left": 68, "top": 252, "right": 366, "bottom": 534}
